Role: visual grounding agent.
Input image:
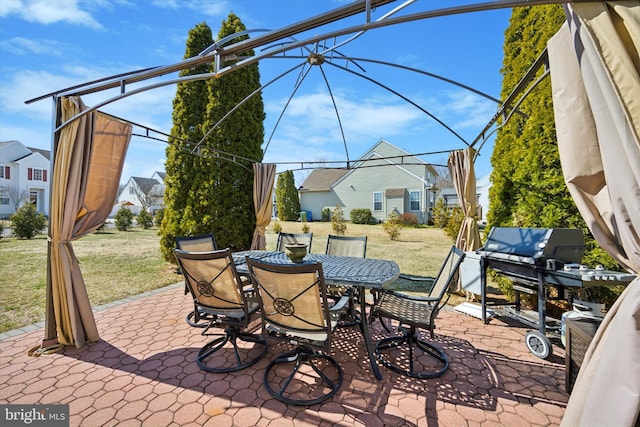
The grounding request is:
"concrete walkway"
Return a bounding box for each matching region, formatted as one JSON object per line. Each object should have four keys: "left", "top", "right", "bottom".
{"left": 0, "top": 284, "right": 569, "bottom": 426}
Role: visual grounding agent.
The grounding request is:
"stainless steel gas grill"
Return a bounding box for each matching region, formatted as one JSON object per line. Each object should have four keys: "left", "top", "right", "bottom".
{"left": 477, "top": 227, "right": 636, "bottom": 359}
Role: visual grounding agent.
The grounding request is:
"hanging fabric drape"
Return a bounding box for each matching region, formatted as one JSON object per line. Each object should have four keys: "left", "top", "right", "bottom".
{"left": 548, "top": 2, "right": 640, "bottom": 426}
{"left": 251, "top": 163, "right": 277, "bottom": 250}
{"left": 31, "top": 96, "right": 132, "bottom": 354}
{"left": 448, "top": 147, "right": 482, "bottom": 294}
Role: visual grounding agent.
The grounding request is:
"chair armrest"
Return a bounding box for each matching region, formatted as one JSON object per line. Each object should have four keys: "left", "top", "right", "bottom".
{"left": 328, "top": 288, "right": 353, "bottom": 313}
{"left": 384, "top": 290, "right": 439, "bottom": 303}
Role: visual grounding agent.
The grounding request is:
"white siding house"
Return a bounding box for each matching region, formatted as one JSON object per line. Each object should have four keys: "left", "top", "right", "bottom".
{"left": 298, "top": 140, "right": 439, "bottom": 224}
{"left": 0, "top": 140, "right": 50, "bottom": 218}
{"left": 112, "top": 173, "right": 165, "bottom": 216}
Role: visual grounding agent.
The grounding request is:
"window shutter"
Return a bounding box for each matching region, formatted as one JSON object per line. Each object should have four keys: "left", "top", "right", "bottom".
{"left": 5, "top": 166, "right": 9, "bottom": 179}
{"left": 28, "top": 168, "right": 32, "bottom": 180}
{"left": 43, "top": 170, "right": 47, "bottom": 182}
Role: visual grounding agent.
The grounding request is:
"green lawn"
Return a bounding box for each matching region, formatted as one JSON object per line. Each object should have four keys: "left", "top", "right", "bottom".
{"left": 0, "top": 222, "right": 453, "bottom": 333}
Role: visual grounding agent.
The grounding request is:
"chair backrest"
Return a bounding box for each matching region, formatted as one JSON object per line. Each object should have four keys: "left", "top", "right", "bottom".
{"left": 174, "top": 248, "right": 246, "bottom": 313}
{"left": 429, "top": 246, "right": 465, "bottom": 304}
{"left": 325, "top": 234, "right": 367, "bottom": 258}
{"left": 175, "top": 234, "right": 218, "bottom": 252}
{"left": 246, "top": 257, "right": 332, "bottom": 347}
{"left": 275, "top": 232, "right": 313, "bottom": 252}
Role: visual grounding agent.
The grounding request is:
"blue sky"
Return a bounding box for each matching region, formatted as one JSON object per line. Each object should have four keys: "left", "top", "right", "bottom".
{"left": 0, "top": 1, "right": 512, "bottom": 184}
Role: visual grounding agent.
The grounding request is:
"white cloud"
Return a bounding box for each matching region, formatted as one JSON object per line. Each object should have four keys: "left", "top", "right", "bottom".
{"left": 0, "top": 0, "right": 104, "bottom": 29}
{"left": 443, "top": 91, "right": 495, "bottom": 130}
{"left": 0, "top": 37, "right": 69, "bottom": 56}
{"left": 265, "top": 89, "right": 423, "bottom": 151}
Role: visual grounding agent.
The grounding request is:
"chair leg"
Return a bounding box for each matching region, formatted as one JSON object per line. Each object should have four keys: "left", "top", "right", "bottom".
{"left": 197, "top": 327, "right": 267, "bottom": 373}
{"left": 375, "top": 325, "right": 449, "bottom": 379}
{"left": 264, "top": 347, "right": 343, "bottom": 406}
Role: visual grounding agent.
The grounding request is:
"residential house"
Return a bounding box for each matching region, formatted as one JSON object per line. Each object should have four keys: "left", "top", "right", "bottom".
{"left": 0, "top": 140, "right": 50, "bottom": 218}
{"left": 112, "top": 172, "right": 165, "bottom": 216}
{"left": 298, "top": 139, "right": 439, "bottom": 224}
{"left": 438, "top": 173, "right": 491, "bottom": 223}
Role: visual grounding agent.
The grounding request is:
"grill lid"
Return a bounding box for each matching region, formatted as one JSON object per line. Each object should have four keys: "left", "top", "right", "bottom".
{"left": 479, "top": 227, "right": 585, "bottom": 264}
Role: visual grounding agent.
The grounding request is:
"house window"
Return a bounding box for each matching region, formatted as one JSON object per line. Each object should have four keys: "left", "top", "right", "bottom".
{"left": 410, "top": 191, "right": 420, "bottom": 211}
{"left": 0, "top": 165, "right": 9, "bottom": 180}
{"left": 0, "top": 191, "right": 9, "bottom": 205}
{"left": 27, "top": 168, "right": 46, "bottom": 182}
{"left": 30, "top": 191, "right": 38, "bottom": 206}
{"left": 373, "top": 192, "right": 383, "bottom": 211}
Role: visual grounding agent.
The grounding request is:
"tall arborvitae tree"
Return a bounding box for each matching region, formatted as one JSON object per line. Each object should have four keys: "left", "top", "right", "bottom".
{"left": 201, "top": 13, "right": 265, "bottom": 250}
{"left": 489, "top": 5, "right": 620, "bottom": 303}
{"left": 275, "top": 170, "right": 300, "bottom": 221}
{"left": 489, "top": 5, "right": 581, "bottom": 230}
{"left": 160, "top": 22, "right": 214, "bottom": 261}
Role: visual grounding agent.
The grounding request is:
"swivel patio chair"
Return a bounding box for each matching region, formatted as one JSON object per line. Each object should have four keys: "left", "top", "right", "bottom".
{"left": 175, "top": 234, "right": 218, "bottom": 327}
{"left": 275, "top": 232, "right": 313, "bottom": 252}
{"left": 325, "top": 234, "right": 367, "bottom": 327}
{"left": 174, "top": 248, "right": 267, "bottom": 373}
{"left": 246, "top": 257, "right": 343, "bottom": 406}
{"left": 370, "top": 246, "right": 465, "bottom": 379}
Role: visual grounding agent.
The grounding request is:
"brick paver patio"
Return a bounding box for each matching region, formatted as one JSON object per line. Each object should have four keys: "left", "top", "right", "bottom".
{"left": 0, "top": 283, "right": 569, "bottom": 426}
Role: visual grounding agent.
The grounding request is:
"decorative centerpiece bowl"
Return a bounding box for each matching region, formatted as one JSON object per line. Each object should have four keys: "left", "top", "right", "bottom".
{"left": 285, "top": 243, "right": 308, "bottom": 263}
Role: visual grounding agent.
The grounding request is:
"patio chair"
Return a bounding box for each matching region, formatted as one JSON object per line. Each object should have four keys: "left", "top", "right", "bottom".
{"left": 246, "top": 257, "right": 344, "bottom": 406}
{"left": 275, "top": 232, "right": 313, "bottom": 252}
{"left": 175, "top": 234, "right": 218, "bottom": 327}
{"left": 369, "top": 246, "right": 465, "bottom": 379}
{"left": 174, "top": 248, "right": 267, "bottom": 373}
{"left": 325, "top": 234, "right": 367, "bottom": 327}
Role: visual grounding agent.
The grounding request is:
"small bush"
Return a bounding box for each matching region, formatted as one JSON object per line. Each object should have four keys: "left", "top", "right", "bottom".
{"left": 114, "top": 207, "right": 134, "bottom": 231}
{"left": 272, "top": 220, "right": 282, "bottom": 233}
{"left": 11, "top": 204, "right": 47, "bottom": 239}
{"left": 331, "top": 206, "right": 346, "bottom": 236}
{"left": 154, "top": 208, "right": 164, "bottom": 227}
{"left": 0, "top": 222, "right": 3, "bottom": 239}
{"left": 350, "top": 208, "right": 372, "bottom": 224}
{"left": 321, "top": 207, "right": 330, "bottom": 222}
{"left": 137, "top": 209, "right": 153, "bottom": 229}
{"left": 398, "top": 212, "right": 419, "bottom": 226}
{"left": 443, "top": 206, "right": 465, "bottom": 242}
{"left": 432, "top": 198, "right": 449, "bottom": 228}
{"left": 95, "top": 222, "right": 107, "bottom": 233}
{"left": 383, "top": 211, "right": 402, "bottom": 240}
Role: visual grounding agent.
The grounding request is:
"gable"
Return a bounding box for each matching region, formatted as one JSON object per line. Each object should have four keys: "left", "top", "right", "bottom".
{"left": 340, "top": 139, "right": 438, "bottom": 185}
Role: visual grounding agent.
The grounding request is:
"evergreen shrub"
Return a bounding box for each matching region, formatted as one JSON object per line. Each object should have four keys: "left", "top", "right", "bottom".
{"left": 383, "top": 211, "right": 402, "bottom": 240}
{"left": 321, "top": 207, "right": 330, "bottom": 222}
{"left": 137, "top": 210, "right": 153, "bottom": 229}
{"left": 11, "top": 204, "right": 46, "bottom": 239}
{"left": 115, "top": 207, "right": 134, "bottom": 231}
{"left": 154, "top": 208, "right": 164, "bottom": 227}
{"left": 350, "top": 208, "right": 372, "bottom": 224}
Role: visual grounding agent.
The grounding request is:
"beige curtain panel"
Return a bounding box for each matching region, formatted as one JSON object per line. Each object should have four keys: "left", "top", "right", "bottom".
{"left": 251, "top": 163, "right": 276, "bottom": 250}
{"left": 548, "top": 2, "right": 640, "bottom": 426}
{"left": 448, "top": 147, "right": 482, "bottom": 293}
{"left": 41, "top": 96, "right": 131, "bottom": 351}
